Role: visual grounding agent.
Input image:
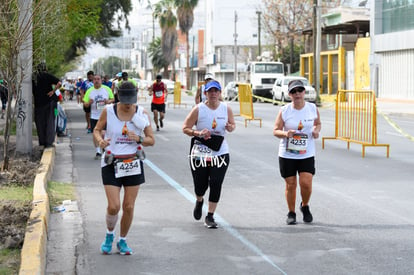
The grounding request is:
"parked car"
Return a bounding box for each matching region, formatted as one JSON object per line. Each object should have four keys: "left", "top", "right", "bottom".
{"left": 223, "top": 81, "right": 238, "bottom": 100}
{"left": 162, "top": 79, "right": 175, "bottom": 94}
{"left": 272, "top": 76, "right": 316, "bottom": 104}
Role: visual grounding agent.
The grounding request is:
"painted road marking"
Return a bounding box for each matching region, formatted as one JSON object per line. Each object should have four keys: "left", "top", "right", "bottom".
{"left": 380, "top": 112, "right": 414, "bottom": 142}
{"left": 145, "top": 159, "right": 287, "bottom": 275}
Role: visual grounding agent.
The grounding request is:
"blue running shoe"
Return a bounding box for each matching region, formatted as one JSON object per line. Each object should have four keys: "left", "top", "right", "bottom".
{"left": 117, "top": 239, "right": 133, "bottom": 255}
{"left": 100, "top": 233, "right": 114, "bottom": 255}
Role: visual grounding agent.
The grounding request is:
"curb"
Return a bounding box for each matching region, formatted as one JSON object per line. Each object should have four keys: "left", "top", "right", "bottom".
{"left": 19, "top": 147, "right": 55, "bottom": 275}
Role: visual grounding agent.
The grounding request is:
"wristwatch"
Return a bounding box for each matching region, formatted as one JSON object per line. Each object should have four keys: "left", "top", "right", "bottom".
{"left": 137, "top": 136, "right": 144, "bottom": 144}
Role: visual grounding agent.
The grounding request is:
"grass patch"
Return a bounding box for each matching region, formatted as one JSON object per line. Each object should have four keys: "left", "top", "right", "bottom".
{"left": 47, "top": 181, "right": 76, "bottom": 208}
{"left": 0, "top": 248, "right": 20, "bottom": 275}
{"left": 0, "top": 121, "right": 37, "bottom": 136}
{"left": 0, "top": 186, "right": 32, "bottom": 201}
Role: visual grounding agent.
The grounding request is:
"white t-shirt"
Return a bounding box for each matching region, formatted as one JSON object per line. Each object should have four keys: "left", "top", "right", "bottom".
{"left": 278, "top": 102, "right": 318, "bottom": 159}
{"left": 193, "top": 102, "right": 229, "bottom": 156}
{"left": 83, "top": 86, "right": 114, "bottom": 120}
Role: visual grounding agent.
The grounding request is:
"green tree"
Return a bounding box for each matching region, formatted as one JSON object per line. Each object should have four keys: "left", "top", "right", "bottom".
{"left": 174, "top": 0, "right": 198, "bottom": 89}
{"left": 154, "top": 0, "right": 178, "bottom": 79}
{"left": 280, "top": 44, "right": 304, "bottom": 73}
{"left": 147, "top": 37, "right": 169, "bottom": 74}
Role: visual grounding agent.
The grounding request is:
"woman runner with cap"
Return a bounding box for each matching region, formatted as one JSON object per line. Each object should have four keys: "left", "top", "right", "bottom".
{"left": 94, "top": 81, "right": 155, "bottom": 255}
{"left": 183, "top": 80, "right": 236, "bottom": 228}
{"left": 273, "top": 79, "right": 321, "bottom": 225}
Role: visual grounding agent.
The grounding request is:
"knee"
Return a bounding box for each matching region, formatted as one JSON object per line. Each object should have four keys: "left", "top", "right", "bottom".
{"left": 285, "top": 181, "right": 297, "bottom": 191}
{"left": 122, "top": 203, "right": 135, "bottom": 214}
{"left": 107, "top": 204, "right": 120, "bottom": 215}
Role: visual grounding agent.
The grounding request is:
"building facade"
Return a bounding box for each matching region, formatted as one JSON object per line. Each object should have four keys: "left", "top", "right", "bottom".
{"left": 370, "top": 1, "right": 414, "bottom": 99}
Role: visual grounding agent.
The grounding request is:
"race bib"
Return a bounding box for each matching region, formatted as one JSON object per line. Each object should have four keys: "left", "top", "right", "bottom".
{"left": 155, "top": 90, "right": 163, "bottom": 98}
{"left": 114, "top": 158, "right": 141, "bottom": 178}
{"left": 286, "top": 133, "right": 308, "bottom": 154}
{"left": 191, "top": 143, "right": 213, "bottom": 161}
{"left": 96, "top": 101, "right": 105, "bottom": 110}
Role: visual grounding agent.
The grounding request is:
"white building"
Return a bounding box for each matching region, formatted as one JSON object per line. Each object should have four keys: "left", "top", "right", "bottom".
{"left": 370, "top": 1, "right": 414, "bottom": 99}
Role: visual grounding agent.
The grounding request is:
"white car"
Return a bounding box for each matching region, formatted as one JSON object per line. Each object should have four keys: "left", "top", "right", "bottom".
{"left": 223, "top": 81, "right": 238, "bottom": 100}
{"left": 162, "top": 79, "right": 175, "bottom": 94}
{"left": 272, "top": 76, "right": 316, "bottom": 104}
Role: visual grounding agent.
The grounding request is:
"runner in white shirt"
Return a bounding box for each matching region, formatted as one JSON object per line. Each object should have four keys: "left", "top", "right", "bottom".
{"left": 83, "top": 74, "right": 115, "bottom": 159}
{"left": 273, "top": 79, "right": 321, "bottom": 225}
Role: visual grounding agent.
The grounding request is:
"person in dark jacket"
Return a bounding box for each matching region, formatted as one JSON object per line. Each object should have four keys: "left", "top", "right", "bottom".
{"left": 32, "top": 62, "right": 62, "bottom": 147}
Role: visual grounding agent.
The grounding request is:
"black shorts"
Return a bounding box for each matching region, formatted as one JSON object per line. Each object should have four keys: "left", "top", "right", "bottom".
{"left": 279, "top": 156, "right": 315, "bottom": 178}
{"left": 90, "top": 119, "right": 106, "bottom": 131}
{"left": 102, "top": 163, "right": 145, "bottom": 187}
{"left": 83, "top": 105, "right": 91, "bottom": 113}
{"left": 151, "top": 103, "right": 166, "bottom": 113}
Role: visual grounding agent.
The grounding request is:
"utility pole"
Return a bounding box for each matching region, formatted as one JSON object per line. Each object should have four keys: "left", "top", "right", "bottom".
{"left": 256, "top": 11, "right": 262, "bottom": 57}
{"left": 191, "top": 35, "right": 195, "bottom": 88}
{"left": 313, "top": 0, "right": 321, "bottom": 104}
{"left": 234, "top": 11, "right": 238, "bottom": 82}
{"left": 17, "top": 0, "right": 33, "bottom": 154}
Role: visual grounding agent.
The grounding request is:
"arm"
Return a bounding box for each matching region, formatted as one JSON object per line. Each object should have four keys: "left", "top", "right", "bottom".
{"left": 126, "top": 109, "right": 155, "bottom": 146}
{"left": 195, "top": 87, "right": 201, "bottom": 104}
{"left": 83, "top": 88, "right": 93, "bottom": 107}
{"left": 94, "top": 108, "right": 110, "bottom": 149}
{"left": 312, "top": 108, "right": 321, "bottom": 139}
{"left": 273, "top": 110, "right": 295, "bottom": 139}
{"left": 225, "top": 106, "right": 236, "bottom": 132}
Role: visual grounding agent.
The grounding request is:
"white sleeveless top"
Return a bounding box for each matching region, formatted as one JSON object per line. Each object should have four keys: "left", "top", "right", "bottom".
{"left": 101, "top": 104, "right": 149, "bottom": 167}
{"left": 194, "top": 102, "right": 229, "bottom": 156}
{"left": 278, "top": 102, "right": 318, "bottom": 159}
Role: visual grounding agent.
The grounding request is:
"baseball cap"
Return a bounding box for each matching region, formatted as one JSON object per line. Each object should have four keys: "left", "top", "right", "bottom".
{"left": 205, "top": 80, "right": 222, "bottom": 92}
{"left": 204, "top": 73, "right": 214, "bottom": 80}
{"left": 118, "top": 82, "right": 137, "bottom": 104}
{"left": 288, "top": 80, "right": 305, "bottom": 93}
{"left": 122, "top": 72, "right": 128, "bottom": 78}
{"left": 116, "top": 72, "right": 122, "bottom": 77}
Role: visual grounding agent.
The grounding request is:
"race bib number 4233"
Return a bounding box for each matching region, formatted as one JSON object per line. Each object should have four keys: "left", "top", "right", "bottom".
{"left": 286, "top": 133, "right": 308, "bottom": 154}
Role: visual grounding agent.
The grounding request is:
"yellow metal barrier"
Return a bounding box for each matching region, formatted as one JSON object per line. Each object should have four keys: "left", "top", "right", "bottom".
{"left": 236, "top": 83, "right": 262, "bottom": 127}
{"left": 168, "top": 81, "right": 187, "bottom": 108}
{"left": 322, "top": 90, "right": 390, "bottom": 157}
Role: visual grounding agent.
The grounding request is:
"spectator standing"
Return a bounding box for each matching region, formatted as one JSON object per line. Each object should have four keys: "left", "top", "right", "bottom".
{"left": 32, "top": 62, "right": 62, "bottom": 147}
{"left": 0, "top": 79, "right": 8, "bottom": 119}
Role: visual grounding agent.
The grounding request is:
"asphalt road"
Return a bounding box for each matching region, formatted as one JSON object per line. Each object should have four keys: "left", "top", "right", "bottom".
{"left": 47, "top": 94, "right": 414, "bottom": 275}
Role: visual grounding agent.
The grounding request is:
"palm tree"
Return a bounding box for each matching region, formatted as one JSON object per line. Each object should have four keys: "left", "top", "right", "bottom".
{"left": 154, "top": 0, "right": 178, "bottom": 79}
{"left": 174, "top": 0, "right": 198, "bottom": 90}
{"left": 148, "top": 37, "right": 169, "bottom": 73}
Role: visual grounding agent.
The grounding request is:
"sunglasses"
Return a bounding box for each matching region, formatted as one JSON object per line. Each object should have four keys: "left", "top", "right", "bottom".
{"left": 289, "top": 88, "right": 305, "bottom": 94}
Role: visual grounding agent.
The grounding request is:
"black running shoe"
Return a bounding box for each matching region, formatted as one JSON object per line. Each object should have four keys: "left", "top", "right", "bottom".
{"left": 159, "top": 118, "right": 163, "bottom": 128}
{"left": 193, "top": 199, "right": 203, "bottom": 220}
{"left": 300, "top": 202, "right": 313, "bottom": 223}
{"left": 204, "top": 215, "right": 218, "bottom": 229}
{"left": 156, "top": 126, "right": 160, "bottom": 131}
{"left": 95, "top": 152, "right": 102, "bottom": 160}
{"left": 286, "top": 211, "right": 297, "bottom": 225}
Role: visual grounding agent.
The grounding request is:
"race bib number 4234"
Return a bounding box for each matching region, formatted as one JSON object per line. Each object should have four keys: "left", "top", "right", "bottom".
{"left": 115, "top": 159, "right": 141, "bottom": 178}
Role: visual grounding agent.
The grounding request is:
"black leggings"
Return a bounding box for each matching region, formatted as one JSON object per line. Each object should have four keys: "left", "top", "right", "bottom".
{"left": 190, "top": 154, "right": 230, "bottom": 203}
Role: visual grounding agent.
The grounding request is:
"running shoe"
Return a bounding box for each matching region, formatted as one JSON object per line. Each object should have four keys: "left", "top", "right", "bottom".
{"left": 100, "top": 233, "right": 114, "bottom": 255}
{"left": 117, "top": 239, "right": 133, "bottom": 255}
{"left": 159, "top": 118, "right": 164, "bottom": 128}
{"left": 204, "top": 215, "right": 218, "bottom": 229}
{"left": 300, "top": 202, "right": 313, "bottom": 223}
{"left": 286, "top": 211, "right": 297, "bottom": 225}
{"left": 87, "top": 128, "right": 92, "bottom": 134}
{"left": 156, "top": 126, "right": 160, "bottom": 131}
{"left": 193, "top": 199, "right": 203, "bottom": 220}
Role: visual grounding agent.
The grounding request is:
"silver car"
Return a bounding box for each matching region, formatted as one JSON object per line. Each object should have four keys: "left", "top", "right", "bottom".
{"left": 272, "top": 76, "right": 316, "bottom": 104}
